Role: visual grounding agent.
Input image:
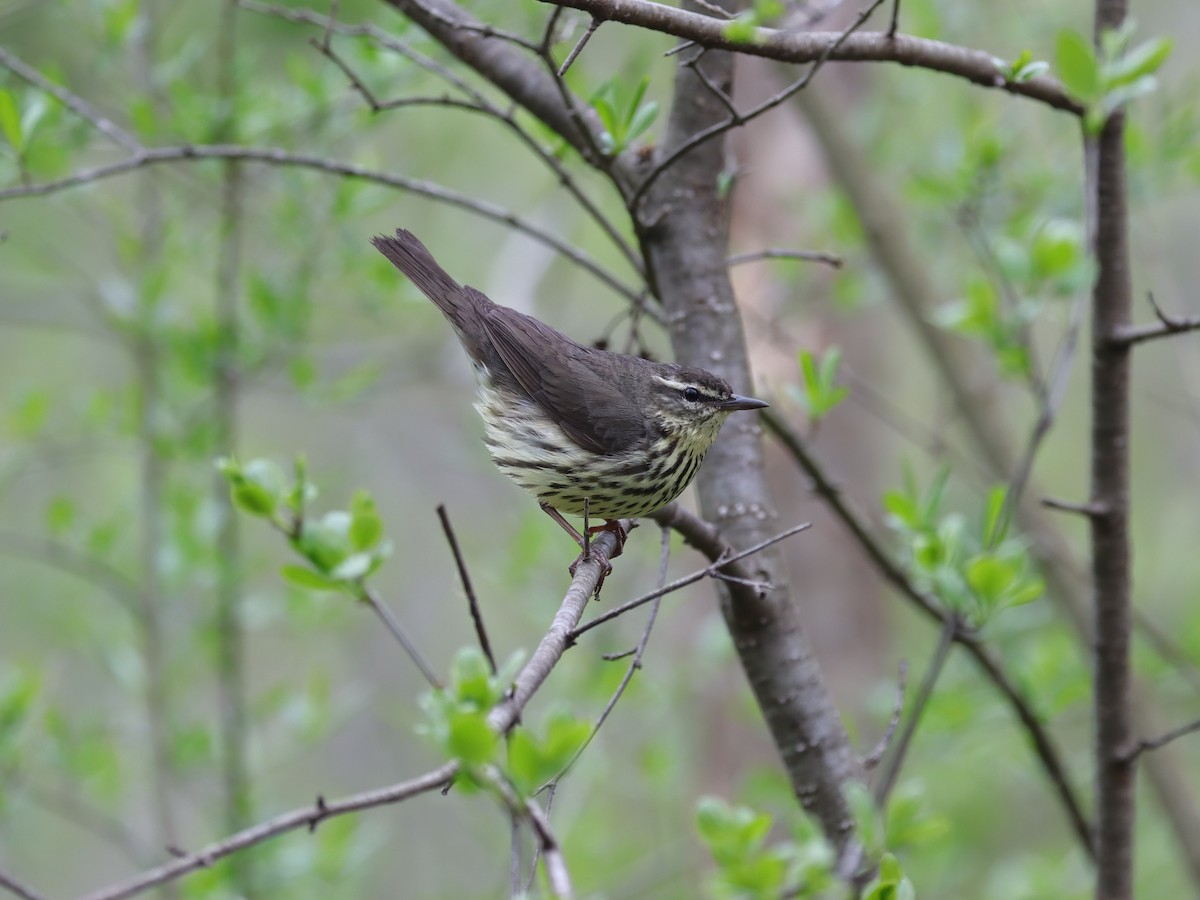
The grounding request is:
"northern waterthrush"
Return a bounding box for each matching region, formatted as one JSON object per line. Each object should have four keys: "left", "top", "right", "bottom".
{"left": 372, "top": 229, "right": 768, "bottom": 563}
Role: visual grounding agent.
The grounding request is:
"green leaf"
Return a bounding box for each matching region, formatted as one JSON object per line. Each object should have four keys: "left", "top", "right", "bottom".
{"left": 349, "top": 491, "right": 384, "bottom": 550}
{"left": 1105, "top": 36, "right": 1171, "bottom": 88}
{"left": 446, "top": 708, "right": 497, "bottom": 766}
{"left": 724, "top": 13, "right": 757, "bottom": 43}
{"left": 981, "top": 485, "right": 1008, "bottom": 548}
{"left": 1056, "top": 30, "right": 1100, "bottom": 101}
{"left": 0, "top": 89, "right": 23, "bottom": 152}
{"left": 280, "top": 564, "right": 344, "bottom": 591}
{"left": 627, "top": 100, "right": 658, "bottom": 144}
{"left": 298, "top": 511, "right": 354, "bottom": 571}
{"left": 451, "top": 647, "right": 499, "bottom": 709}
{"left": 966, "top": 553, "right": 1017, "bottom": 604}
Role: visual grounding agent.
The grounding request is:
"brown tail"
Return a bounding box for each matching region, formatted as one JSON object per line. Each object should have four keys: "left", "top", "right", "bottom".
{"left": 371, "top": 229, "right": 469, "bottom": 314}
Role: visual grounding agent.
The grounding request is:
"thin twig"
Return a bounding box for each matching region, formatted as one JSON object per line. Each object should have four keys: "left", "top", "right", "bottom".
{"left": 887, "top": 0, "right": 901, "bottom": 37}
{"left": 358, "top": 582, "right": 442, "bottom": 688}
{"left": 1041, "top": 496, "right": 1106, "bottom": 517}
{"left": 1111, "top": 291, "right": 1200, "bottom": 346}
{"left": 1121, "top": 717, "right": 1200, "bottom": 763}
{"left": 630, "top": 0, "right": 887, "bottom": 212}
{"left": 727, "top": 248, "right": 844, "bottom": 269}
{"left": 437, "top": 504, "right": 496, "bottom": 673}
{"left": 397, "top": 0, "right": 541, "bottom": 52}
{"left": 535, "top": 6, "right": 613, "bottom": 178}
{"left": 873, "top": 618, "right": 956, "bottom": 804}
{"left": 319, "top": 0, "right": 339, "bottom": 49}
{"left": 76, "top": 766, "right": 458, "bottom": 900}
{"left": 0, "top": 868, "right": 46, "bottom": 900}
{"left": 557, "top": 17, "right": 602, "bottom": 77}
{"left": 552, "top": 527, "right": 671, "bottom": 785}
{"left": 0, "top": 143, "right": 644, "bottom": 307}
{"left": 862, "top": 661, "right": 908, "bottom": 771}
{"left": 1004, "top": 291, "right": 1085, "bottom": 514}
{"left": 0, "top": 47, "right": 142, "bottom": 152}
{"left": 489, "top": 525, "right": 627, "bottom": 731}
{"left": 693, "top": 0, "right": 735, "bottom": 18}
{"left": 570, "top": 521, "right": 810, "bottom": 640}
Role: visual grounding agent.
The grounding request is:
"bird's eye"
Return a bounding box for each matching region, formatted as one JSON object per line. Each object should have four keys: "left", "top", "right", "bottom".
{"left": 683, "top": 387, "right": 701, "bottom": 402}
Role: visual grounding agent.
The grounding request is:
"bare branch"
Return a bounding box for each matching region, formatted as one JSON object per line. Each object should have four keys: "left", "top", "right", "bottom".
{"left": 632, "top": 0, "right": 887, "bottom": 210}
{"left": 490, "top": 525, "right": 626, "bottom": 732}
{"left": 534, "top": 0, "right": 1081, "bottom": 115}
{"left": 76, "top": 766, "right": 458, "bottom": 900}
{"left": 359, "top": 582, "right": 442, "bottom": 688}
{"left": 861, "top": 661, "right": 907, "bottom": 771}
{"left": 1122, "top": 717, "right": 1200, "bottom": 763}
{"left": 0, "top": 868, "right": 46, "bottom": 900}
{"left": 1042, "top": 496, "right": 1107, "bottom": 517}
{"left": 557, "top": 16, "right": 603, "bottom": 77}
{"left": 437, "top": 504, "right": 496, "bottom": 673}
{"left": 727, "top": 247, "right": 844, "bottom": 269}
{"left": 0, "top": 143, "right": 643, "bottom": 307}
{"left": 570, "top": 519, "right": 811, "bottom": 640}
{"left": 1111, "top": 292, "right": 1200, "bottom": 347}
{"left": 557, "top": 527, "right": 671, "bottom": 779}
{"left": 1004, "top": 292, "right": 1086, "bottom": 512}
{"left": 0, "top": 47, "right": 142, "bottom": 152}
{"left": 873, "top": 618, "right": 956, "bottom": 804}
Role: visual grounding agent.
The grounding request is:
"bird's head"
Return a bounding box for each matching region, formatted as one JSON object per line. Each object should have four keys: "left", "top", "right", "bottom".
{"left": 649, "top": 366, "right": 768, "bottom": 451}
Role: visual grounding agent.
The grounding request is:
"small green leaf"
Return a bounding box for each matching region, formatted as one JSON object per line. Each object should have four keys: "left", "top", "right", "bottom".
{"left": 627, "top": 100, "right": 658, "bottom": 144}
{"left": 298, "top": 511, "right": 354, "bottom": 571}
{"left": 1056, "top": 30, "right": 1100, "bottom": 101}
{"left": 0, "top": 89, "right": 23, "bottom": 152}
{"left": 349, "top": 491, "right": 384, "bottom": 550}
{"left": 723, "top": 13, "right": 757, "bottom": 43}
{"left": 966, "top": 553, "right": 1016, "bottom": 604}
{"left": 446, "top": 709, "right": 498, "bottom": 766}
{"left": 451, "top": 647, "right": 498, "bottom": 709}
{"left": 280, "top": 565, "right": 343, "bottom": 591}
{"left": 981, "top": 485, "right": 1008, "bottom": 548}
{"left": 1014, "top": 60, "right": 1050, "bottom": 83}
{"left": 1105, "top": 36, "right": 1171, "bottom": 88}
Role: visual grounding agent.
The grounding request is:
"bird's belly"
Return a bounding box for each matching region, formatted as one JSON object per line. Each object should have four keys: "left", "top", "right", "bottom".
{"left": 474, "top": 388, "right": 704, "bottom": 520}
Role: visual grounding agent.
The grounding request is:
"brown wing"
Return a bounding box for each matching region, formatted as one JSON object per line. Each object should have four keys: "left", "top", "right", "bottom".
{"left": 479, "top": 305, "right": 650, "bottom": 455}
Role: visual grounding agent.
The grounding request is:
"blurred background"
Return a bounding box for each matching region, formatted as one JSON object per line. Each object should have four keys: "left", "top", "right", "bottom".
{"left": 1, "top": 0, "right": 1198, "bottom": 896}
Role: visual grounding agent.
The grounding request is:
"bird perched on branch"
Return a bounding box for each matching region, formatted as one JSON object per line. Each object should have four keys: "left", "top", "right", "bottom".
{"left": 371, "top": 228, "right": 767, "bottom": 571}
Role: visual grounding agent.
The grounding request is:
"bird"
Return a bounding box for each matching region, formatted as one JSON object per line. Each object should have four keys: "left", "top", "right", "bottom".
{"left": 371, "top": 228, "right": 768, "bottom": 570}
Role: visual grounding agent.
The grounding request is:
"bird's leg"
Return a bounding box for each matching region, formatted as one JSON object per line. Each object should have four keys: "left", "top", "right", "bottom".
{"left": 539, "top": 502, "right": 586, "bottom": 550}
{"left": 538, "top": 502, "right": 619, "bottom": 585}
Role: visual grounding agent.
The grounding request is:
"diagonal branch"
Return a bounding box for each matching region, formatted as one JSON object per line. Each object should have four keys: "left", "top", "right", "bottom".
{"left": 0, "top": 47, "right": 142, "bottom": 152}
{"left": 760, "top": 409, "right": 1095, "bottom": 858}
{"left": 76, "top": 765, "right": 458, "bottom": 900}
{"left": 0, "top": 868, "right": 46, "bottom": 900}
{"left": 533, "top": 0, "right": 1081, "bottom": 114}
{"left": 0, "top": 144, "right": 642, "bottom": 307}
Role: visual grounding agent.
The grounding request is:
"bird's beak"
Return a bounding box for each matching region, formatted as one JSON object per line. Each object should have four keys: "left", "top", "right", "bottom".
{"left": 720, "top": 394, "right": 769, "bottom": 411}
